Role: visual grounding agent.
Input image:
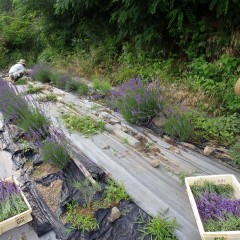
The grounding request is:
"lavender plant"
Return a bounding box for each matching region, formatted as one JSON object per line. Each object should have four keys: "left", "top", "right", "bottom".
{"left": 0, "top": 80, "right": 50, "bottom": 140}
{"left": 30, "top": 63, "right": 52, "bottom": 83}
{"left": 196, "top": 192, "right": 240, "bottom": 222}
{"left": 55, "top": 74, "right": 71, "bottom": 90}
{"left": 191, "top": 181, "right": 240, "bottom": 232}
{"left": 41, "top": 130, "right": 70, "bottom": 168}
{"left": 163, "top": 110, "right": 193, "bottom": 141}
{"left": 0, "top": 179, "right": 28, "bottom": 222}
{"left": 111, "top": 77, "right": 163, "bottom": 124}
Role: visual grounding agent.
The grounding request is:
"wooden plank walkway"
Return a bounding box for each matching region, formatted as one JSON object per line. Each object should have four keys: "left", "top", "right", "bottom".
{"left": 9, "top": 83, "right": 240, "bottom": 240}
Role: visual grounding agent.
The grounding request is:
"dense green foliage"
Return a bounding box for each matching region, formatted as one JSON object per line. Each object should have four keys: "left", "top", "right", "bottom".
{"left": 191, "top": 113, "right": 240, "bottom": 145}
{"left": 1, "top": 0, "right": 239, "bottom": 67}
{"left": 229, "top": 142, "right": 240, "bottom": 165}
{"left": 1, "top": 0, "right": 240, "bottom": 150}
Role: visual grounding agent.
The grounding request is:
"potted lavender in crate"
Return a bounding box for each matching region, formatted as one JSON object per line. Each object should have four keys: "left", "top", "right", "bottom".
{"left": 0, "top": 177, "right": 32, "bottom": 235}
{"left": 185, "top": 174, "right": 240, "bottom": 240}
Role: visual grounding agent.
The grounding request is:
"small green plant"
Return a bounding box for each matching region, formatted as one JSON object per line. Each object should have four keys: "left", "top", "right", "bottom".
{"left": 42, "top": 139, "right": 70, "bottom": 168}
{"left": 93, "top": 78, "right": 111, "bottom": 94}
{"left": 145, "top": 141, "right": 154, "bottom": 149}
{"left": 65, "top": 201, "right": 99, "bottom": 233}
{"left": 45, "top": 93, "right": 57, "bottom": 102}
{"left": 66, "top": 102, "right": 75, "bottom": 109}
{"left": 163, "top": 111, "right": 193, "bottom": 142}
{"left": 15, "top": 78, "right": 27, "bottom": 85}
{"left": 179, "top": 172, "right": 193, "bottom": 186}
{"left": 77, "top": 81, "right": 88, "bottom": 95}
{"left": 104, "top": 178, "right": 130, "bottom": 204}
{"left": 122, "top": 137, "right": 129, "bottom": 144}
{"left": 72, "top": 179, "right": 99, "bottom": 208}
{"left": 62, "top": 114, "right": 105, "bottom": 136}
{"left": 229, "top": 141, "right": 240, "bottom": 164}
{"left": 26, "top": 85, "right": 43, "bottom": 94}
{"left": 139, "top": 214, "right": 179, "bottom": 240}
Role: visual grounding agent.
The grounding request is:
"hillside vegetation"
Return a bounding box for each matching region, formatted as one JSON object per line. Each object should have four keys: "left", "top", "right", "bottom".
{"left": 1, "top": 0, "right": 240, "bottom": 151}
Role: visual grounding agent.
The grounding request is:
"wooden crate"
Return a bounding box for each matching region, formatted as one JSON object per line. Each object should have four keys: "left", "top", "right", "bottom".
{"left": 0, "top": 177, "right": 32, "bottom": 235}
{"left": 185, "top": 174, "right": 240, "bottom": 240}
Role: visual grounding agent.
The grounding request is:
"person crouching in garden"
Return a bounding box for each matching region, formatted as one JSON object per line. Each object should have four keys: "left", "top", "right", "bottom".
{"left": 8, "top": 59, "right": 28, "bottom": 82}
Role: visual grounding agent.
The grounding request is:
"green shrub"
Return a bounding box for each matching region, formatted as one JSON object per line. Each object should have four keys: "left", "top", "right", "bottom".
{"left": 64, "top": 79, "right": 88, "bottom": 95}
{"left": 229, "top": 142, "right": 240, "bottom": 164}
{"left": 192, "top": 113, "right": 240, "bottom": 145}
{"left": 78, "top": 81, "right": 88, "bottom": 95}
{"left": 111, "top": 77, "right": 163, "bottom": 124}
{"left": 42, "top": 139, "right": 70, "bottom": 168}
{"left": 30, "top": 63, "right": 53, "bottom": 83}
{"left": 55, "top": 74, "right": 71, "bottom": 90}
{"left": 163, "top": 111, "right": 193, "bottom": 141}
{"left": 186, "top": 55, "right": 240, "bottom": 112}
{"left": 93, "top": 78, "right": 111, "bottom": 94}
{"left": 65, "top": 79, "right": 80, "bottom": 92}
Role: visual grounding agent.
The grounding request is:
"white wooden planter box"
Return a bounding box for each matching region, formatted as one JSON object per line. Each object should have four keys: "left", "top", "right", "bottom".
{"left": 0, "top": 177, "right": 32, "bottom": 235}
{"left": 185, "top": 174, "right": 240, "bottom": 240}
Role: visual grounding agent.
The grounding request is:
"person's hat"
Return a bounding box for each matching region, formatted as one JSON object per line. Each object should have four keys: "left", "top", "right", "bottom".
{"left": 17, "top": 59, "right": 26, "bottom": 65}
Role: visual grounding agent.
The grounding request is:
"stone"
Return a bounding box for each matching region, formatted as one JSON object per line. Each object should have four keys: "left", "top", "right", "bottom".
{"left": 169, "top": 146, "right": 180, "bottom": 154}
{"left": 109, "top": 118, "right": 121, "bottom": 125}
{"left": 152, "top": 116, "right": 167, "bottom": 127}
{"left": 108, "top": 207, "right": 121, "bottom": 222}
{"left": 0, "top": 122, "right": 4, "bottom": 132}
{"left": 150, "top": 160, "right": 161, "bottom": 168}
{"left": 99, "top": 112, "right": 111, "bottom": 120}
{"left": 214, "top": 147, "right": 229, "bottom": 154}
{"left": 180, "top": 142, "right": 196, "bottom": 150}
{"left": 203, "top": 146, "right": 215, "bottom": 156}
{"left": 102, "top": 144, "right": 110, "bottom": 149}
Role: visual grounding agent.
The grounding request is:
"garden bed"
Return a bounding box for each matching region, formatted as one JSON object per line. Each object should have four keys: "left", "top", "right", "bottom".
{"left": 185, "top": 174, "right": 240, "bottom": 240}
{"left": 0, "top": 177, "right": 32, "bottom": 235}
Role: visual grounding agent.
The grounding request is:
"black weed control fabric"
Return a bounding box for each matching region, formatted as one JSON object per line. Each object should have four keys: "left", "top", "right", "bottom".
{"left": 1, "top": 125, "right": 150, "bottom": 240}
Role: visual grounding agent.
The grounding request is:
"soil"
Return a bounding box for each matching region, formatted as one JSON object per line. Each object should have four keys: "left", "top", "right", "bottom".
{"left": 32, "top": 163, "right": 60, "bottom": 180}
{"left": 36, "top": 179, "right": 63, "bottom": 213}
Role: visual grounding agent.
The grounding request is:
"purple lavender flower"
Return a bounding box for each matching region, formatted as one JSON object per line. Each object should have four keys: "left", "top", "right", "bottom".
{"left": 110, "top": 77, "right": 163, "bottom": 124}
{"left": 0, "top": 179, "right": 20, "bottom": 202}
{"left": 196, "top": 192, "right": 240, "bottom": 222}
